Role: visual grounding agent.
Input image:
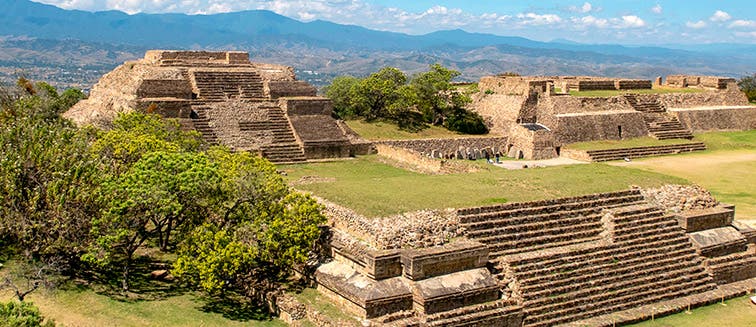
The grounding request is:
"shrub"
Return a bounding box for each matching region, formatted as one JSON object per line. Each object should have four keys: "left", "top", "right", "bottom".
{"left": 443, "top": 108, "right": 488, "bottom": 134}
{"left": 0, "top": 301, "right": 55, "bottom": 327}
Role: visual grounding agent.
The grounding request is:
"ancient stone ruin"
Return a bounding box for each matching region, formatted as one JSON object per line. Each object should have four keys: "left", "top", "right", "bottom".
{"left": 65, "top": 50, "right": 372, "bottom": 163}
{"left": 294, "top": 187, "right": 756, "bottom": 326}
{"left": 470, "top": 75, "right": 756, "bottom": 160}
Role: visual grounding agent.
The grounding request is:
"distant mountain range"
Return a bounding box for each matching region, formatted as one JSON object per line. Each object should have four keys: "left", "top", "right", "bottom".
{"left": 1, "top": 0, "right": 755, "bottom": 89}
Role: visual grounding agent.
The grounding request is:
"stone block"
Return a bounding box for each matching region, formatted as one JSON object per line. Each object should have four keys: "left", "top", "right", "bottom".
{"left": 677, "top": 206, "right": 735, "bottom": 232}
{"left": 315, "top": 262, "right": 413, "bottom": 319}
{"left": 688, "top": 226, "right": 748, "bottom": 257}
{"left": 401, "top": 241, "right": 489, "bottom": 280}
{"left": 412, "top": 268, "right": 500, "bottom": 314}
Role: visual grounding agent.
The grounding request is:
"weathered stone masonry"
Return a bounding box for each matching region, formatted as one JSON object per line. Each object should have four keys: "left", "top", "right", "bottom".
{"left": 66, "top": 50, "right": 373, "bottom": 163}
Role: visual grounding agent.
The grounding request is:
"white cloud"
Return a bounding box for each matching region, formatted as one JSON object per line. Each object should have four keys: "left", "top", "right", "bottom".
{"left": 686, "top": 20, "right": 707, "bottom": 29}
{"left": 574, "top": 15, "right": 608, "bottom": 28}
{"left": 710, "top": 10, "right": 731, "bottom": 22}
{"left": 516, "top": 13, "right": 562, "bottom": 26}
{"left": 617, "top": 15, "right": 645, "bottom": 28}
{"left": 729, "top": 20, "right": 756, "bottom": 29}
{"left": 651, "top": 4, "right": 662, "bottom": 14}
{"left": 569, "top": 2, "right": 593, "bottom": 13}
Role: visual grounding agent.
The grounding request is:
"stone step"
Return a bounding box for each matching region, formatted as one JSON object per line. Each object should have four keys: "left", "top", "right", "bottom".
{"left": 523, "top": 270, "right": 713, "bottom": 322}
{"left": 459, "top": 195, "right": 644, "bottom": 225}
{"left": 524, "top": 282, "right": 713, "bottom": 327}
{"left": 458, "top": 190, "right": 641, "bottom": 217}
{"left": 465, "top": 210, "right": 603, "bottom": 238}
{"left": 508, "top": 234, "right": 691, "bottom": 274}
{"left": 474, "top": 220, "right": 603, "bottom": 245}
{"left": 613, "top": 217, "right": 679, "bottom": 237}
{"left": 491, "top": 233, "right": 603, "bottom": 258}
{"left": 426, "top": 301, "right": 520, "bottom": 327}
{"left": 521, "top": 252, "right": 702, "bottom": 300}
{"left": 514, "top": 243, "right": 698, "bottom": 287}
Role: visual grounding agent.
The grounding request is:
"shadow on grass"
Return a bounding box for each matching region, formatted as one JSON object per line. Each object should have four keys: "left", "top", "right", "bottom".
{"left": 197, "top": 294, "right": 273, "bottom": 322}
{"left": 71, "top": 254, "right": 186, "bottom": 302}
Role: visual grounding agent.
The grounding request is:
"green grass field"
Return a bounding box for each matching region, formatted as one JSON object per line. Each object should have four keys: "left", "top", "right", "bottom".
{"left": 569, "top": 87, "right": 705, "bottom": 97}
{"left": 630, "top": 295, "right": 756, "bottom": 327}
{"left": 345, "top": 119, "right": 493, "bottom": 140}
{"left": 282, "top": 156, "right": 687, "bottom": 217}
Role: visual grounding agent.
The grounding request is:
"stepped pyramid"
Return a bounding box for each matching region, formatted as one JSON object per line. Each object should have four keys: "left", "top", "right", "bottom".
{"left": 65, "top": 50, "right": 373, "bottom": 163}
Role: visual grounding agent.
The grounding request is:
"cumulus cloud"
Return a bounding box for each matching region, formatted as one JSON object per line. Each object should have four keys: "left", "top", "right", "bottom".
{"left": 686, "top": 20, "right": 707, "bottom": 29}
{"left": 710, "top": 10, "right": 731, "bottom": 22}
{"left": 516, "top": 13, "right": 562, "bottom": 26}
{"left": 617, "top": 15, "right": 646, "bottom": 28}
{"left": 729, "top": 20, "right": 756, "bottom": 29}
{"left": 575, "top": 15, "right": 608, "bottom": 29}
{"left": 569, "top": 2, "right": 593, "bottom": 13}
{"left": 651, "top": 4, "right": 662, "bottom": 14}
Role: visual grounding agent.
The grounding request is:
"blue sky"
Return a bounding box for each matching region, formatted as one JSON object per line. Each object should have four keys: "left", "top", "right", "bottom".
{"left": 35, "top": 1, "right": 756, "bottom": 44}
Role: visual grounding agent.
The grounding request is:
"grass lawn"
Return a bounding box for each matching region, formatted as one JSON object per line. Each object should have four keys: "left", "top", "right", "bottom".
{"left": 282, "top": 155, "right": 687, "bottom": 217}
{"left": 609, "top": 131, "right": 756, "bottom": 220}
{"left": 569, "top": 87, "right": 705, "bottom": 97}
{"left": 345, "top": 119, "right": 493, "bottom": 140}
{"left": 565, "top": 136, "right": 695, "bottom": 151}
{"left": 291, "top": 288, "right": 359, "bottom": 326}
{"left": 630, "top": 295, "right": 756, "bottom": 327}
{"left": 0, "top": 259, "right": 285, "bottom": 327}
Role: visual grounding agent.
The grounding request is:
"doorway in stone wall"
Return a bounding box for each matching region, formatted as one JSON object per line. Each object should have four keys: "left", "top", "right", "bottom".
{"left": 618, "top": 125, "right": 623, "bottom": 139}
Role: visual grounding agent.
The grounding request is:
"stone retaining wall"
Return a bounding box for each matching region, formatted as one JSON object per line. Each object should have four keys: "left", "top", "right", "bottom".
{"left": 376, "top": 137, "right": 509, "bottom": 160}
{"left": 553, "top": 111, "right": 647, "bottom": 144}
{"left": 656, "top": 88, "right": 750, "bottom": 108}
{"left": 670, "top": 106, "right": 756, "bottom": 132}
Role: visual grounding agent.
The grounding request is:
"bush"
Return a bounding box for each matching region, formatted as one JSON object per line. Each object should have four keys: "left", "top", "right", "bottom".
{"left": 443, "top": 108, "right": 489, "bottom": 134}
{"left": 0, "top": 301, "right": 55, "bottom": 327}
{"left": 738, "top": 73, "right": 756, "bottom": 102}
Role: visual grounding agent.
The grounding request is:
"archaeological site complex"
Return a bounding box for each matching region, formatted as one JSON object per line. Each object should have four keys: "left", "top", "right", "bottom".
{"left": 67, "top": 51, "right": 756, "bottom": 326}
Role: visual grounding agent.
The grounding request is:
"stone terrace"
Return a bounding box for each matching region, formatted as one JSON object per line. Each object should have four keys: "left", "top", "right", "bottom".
{"left": 303, "top": 187, "right": 756, "bottom": 326}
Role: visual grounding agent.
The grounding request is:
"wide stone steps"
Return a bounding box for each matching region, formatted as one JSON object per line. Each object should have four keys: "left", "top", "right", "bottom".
{"left": 522, "top": 265, "right": 713, "bottom": 317}
{"left": 192, "top": 71, "right": 264, "bottom": 100}
{"left": 707, "top": 251, "right": 756, "bottom": 280}
{"left": 506, "top": 236, "right": 692, "bottom": 281}
{"left": 191, "top": 107, "right": 220, "bottom": 145}
{"left": 261, "top": 143, "right": 306, "bottom": 164}
{"left": 465, "top": 211, "right": 603, "bottom": 238}
{"left": 586, "top": 142, "right": 706, "bottom": 161}
{"left": 474, "top": 219, "right": 603, "bottom": 245}
{"left": 425, "top": 300, "right": 520, "bottom": 327}
{"left": 458, "top": 190, "right": 641, "bottom": 217}
{"left": 524, "top": 280, "right": 713, "bottom": 327}
{"left": 491, "top": 233, "right": 603, "bottom": 258}
{"left": 459, "top": 194, "right": 644, "bottom": 226}
{"left": 521, "top": 251, "right": 702, "bottom": 301}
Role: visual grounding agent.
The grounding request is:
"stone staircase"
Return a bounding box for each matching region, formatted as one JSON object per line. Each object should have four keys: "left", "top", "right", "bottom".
{"left": 458, "top": 190, "right": 645, "bottom": 257}
{"left": 255, "top": 106, "right": 306, "bottom": 164}
{"left": 484, "top": 199, "right": 717, "bottom": 327}
{"left": 624, "top": 94, "right": 694, "bottom": 140}
{"left": 424, "top": 300, "right": 521, "bottom": 327}
{"left": 705, "top": 246, "right": 756, "bottom": 284}
{"left": 190, "top": 105, "right": 219, "bottom": 145}
{"left": 585, "top": 142, "right": 707, "bottom": 162}
{"left": 191, "top": 71, "right": 264, "bottom": 100}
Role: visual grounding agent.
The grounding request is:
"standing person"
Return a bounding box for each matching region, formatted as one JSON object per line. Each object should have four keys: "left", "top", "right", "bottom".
{"left": 495, "top": 151, "right": 501, "bottom": 163}
{"left": 485, "top": 149, "right": 492, "bottom": 164}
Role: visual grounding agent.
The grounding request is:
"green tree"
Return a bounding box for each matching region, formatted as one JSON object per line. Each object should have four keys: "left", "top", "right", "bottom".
{"left": 0, "top": 301, "right": 55, "bottom": 327}
{"left": 738, "top": 73, "right": 756, "bottom": 102}
{"left": 85, "top": 151, "right": 222, "bottom": 291}
{"left": 91, "top": 113, "right": 202, "bottom": 171}
{"left": 352, "top": 67, "right": 407, "bottom": 120}
{"left": 0, "top": 81, "right": 100, "bottom": 265}
{"left": 173, "top": 150, "right": 326, "bottom": 310}
{"left": 323, "top": 76, "right": 360, "bottom": 119}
